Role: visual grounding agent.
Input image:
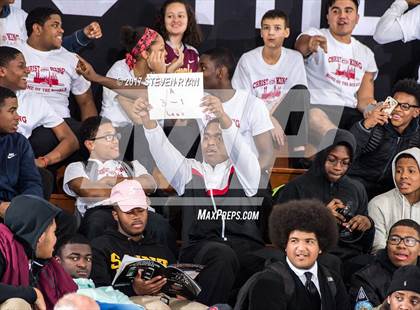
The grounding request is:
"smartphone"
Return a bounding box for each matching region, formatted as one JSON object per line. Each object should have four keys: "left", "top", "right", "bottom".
{"left": 382, "top": 96, "right": 399, "bottom": 115}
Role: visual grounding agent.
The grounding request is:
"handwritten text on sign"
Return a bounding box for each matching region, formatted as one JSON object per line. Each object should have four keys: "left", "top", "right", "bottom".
{"left": 147, "top": 73, "right": 204, "bottom": 120}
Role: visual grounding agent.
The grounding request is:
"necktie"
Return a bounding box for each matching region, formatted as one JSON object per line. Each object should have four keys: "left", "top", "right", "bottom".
{"left": 304, "top": 271, "right": 321, "bottom": 309}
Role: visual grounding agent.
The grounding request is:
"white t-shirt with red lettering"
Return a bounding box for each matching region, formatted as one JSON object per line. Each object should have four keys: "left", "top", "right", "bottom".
{"left": 232, "top": 46, "right": 307, "bottom": 111}
{"left": 198, "top": 89, "right": 273, "bottom": 155}
{"left": 0, "top": 6, "right": 27, "bottom": 47}
{"left": 63, "top": 159, "right": 153, "bottom": 215}
{"left": 17, "top": 42, "right": 91, "bottom": 118}
{"left": 16, "top": 90, "right": 63, "bottom": 138}
{"left": 301, "top": 28, "right": 378, "bottom": 108}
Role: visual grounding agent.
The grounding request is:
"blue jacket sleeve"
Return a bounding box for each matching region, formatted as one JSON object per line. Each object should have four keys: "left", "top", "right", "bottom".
{"left": 62, "top": 29, "right": 92, "bottom": 53}
{"left": 17, "top": 138, "right": 43, "bottom": 198}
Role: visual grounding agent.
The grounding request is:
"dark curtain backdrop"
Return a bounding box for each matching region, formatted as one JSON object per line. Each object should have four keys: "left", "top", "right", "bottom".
{"left": 22, "top": 0, "right": 419, "bottom": 115}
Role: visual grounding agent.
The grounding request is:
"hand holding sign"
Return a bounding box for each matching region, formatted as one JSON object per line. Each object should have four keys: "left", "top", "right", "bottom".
{"left": 147, "top": 73, "right": 204, "bottom": 120}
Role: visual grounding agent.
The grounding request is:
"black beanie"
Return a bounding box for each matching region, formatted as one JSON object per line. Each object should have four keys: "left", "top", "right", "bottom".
{"left": 387, "top": 265, "right": 420, "bottom": 295}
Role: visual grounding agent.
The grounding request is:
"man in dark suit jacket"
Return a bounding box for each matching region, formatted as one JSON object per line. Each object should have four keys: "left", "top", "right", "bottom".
{"left": 237, "top": 199, "right": 350, "bottom": 310}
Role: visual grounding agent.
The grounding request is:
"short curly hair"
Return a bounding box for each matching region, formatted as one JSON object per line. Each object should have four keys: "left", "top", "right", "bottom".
{"left": 392, "top": 79, "right": 420, "bottom": 106}
{"left": 269, "top": 199, "right": 338, "bottom": 252}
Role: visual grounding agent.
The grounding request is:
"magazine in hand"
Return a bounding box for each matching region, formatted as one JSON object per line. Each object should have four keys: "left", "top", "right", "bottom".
{"left": 112, "top": 255, "right": 203, "bottom": 299}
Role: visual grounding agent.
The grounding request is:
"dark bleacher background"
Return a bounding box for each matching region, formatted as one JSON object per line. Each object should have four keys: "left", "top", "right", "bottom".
{"left": 21, "top": 0, "right": 419, "bottom": 116}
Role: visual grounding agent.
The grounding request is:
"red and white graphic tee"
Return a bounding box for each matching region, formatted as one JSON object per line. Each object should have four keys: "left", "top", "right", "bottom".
{"left": 17, "top": 43, "right": 91, "bottom": 118}
{"left": 0, "top": 6, "right": 27, "bottom": 47}
{"left": 232, "top": 46, "right": 307, "bottom": 111}
{"left": 301, "top": 28, "right": 377, "bottom": 108}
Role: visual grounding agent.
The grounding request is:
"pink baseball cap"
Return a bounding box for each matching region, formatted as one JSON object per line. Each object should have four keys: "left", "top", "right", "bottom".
{"left": 104, "top": 180, "right": 149, "bottom": 212}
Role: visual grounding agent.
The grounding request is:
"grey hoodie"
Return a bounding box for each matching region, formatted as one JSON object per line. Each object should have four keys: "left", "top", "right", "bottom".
{"left": 368, "top": 147, "right": 420, "bottom": 252}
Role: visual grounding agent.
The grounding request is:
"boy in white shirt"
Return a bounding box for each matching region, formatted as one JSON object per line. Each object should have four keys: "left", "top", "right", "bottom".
{"left": 0, "top": 46, "right": 78, "bottom": 169}
{"left": 20, "top": 7, "right": 97, "bottom": 122}
{"left": 232, "top": 9, "right": 309, "bottom": 160}
{"left": 0, "top": 0, "right": 102, "bottom": 51}
{"left": 295, "top": 0, "right": 378, "bottom": 140}
{"left": 373, "top": 0, "right": 420, "bottom": 83}
{"left": 199, "top": 47, "right": 274, "bottom": 171}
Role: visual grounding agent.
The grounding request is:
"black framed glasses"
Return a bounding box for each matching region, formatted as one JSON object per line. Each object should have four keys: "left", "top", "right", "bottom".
{"left": 388, "top": 235, "right": 420, "bottom": 247}
{"left": 90, "top": 132, "right": 122, "bottom": 142}
{"left": 396, "top": 102, "right": 420, "bottom": 111}
{"left": 326, "top": 156, "right": 350, "bottom": 167}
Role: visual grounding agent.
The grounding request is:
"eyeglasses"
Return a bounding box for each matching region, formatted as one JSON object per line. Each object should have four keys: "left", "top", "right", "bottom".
{"left": 326, "top": 156, "right": 350, "bottom": 167}
{"left": 388, "top": 235, "right": 420, "bottom": 247}
{"left": 90, "top": 132, "right": 122, "bottom": 142}
{"left": 396, "top": 102, "right": 420, "bottom": 112}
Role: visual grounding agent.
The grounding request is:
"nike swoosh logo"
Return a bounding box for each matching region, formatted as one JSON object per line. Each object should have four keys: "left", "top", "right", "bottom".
{"left": 7, "top": 153, "right": 16, "bottom": 159}
{"left": 188, "top": 60, "right": 195, "bottom": 64}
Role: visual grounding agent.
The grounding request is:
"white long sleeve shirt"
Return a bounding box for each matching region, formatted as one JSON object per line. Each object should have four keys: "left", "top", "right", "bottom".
{"left": 144, "top": 123, "right": 260, "bottom": 197}
{"left": 374, "top": 0, "right": 420, "bottom": 82}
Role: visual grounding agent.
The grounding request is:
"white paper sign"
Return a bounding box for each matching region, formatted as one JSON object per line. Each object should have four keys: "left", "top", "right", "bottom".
{"left": 147, "top": 72, "right": 204, "bottom": 120}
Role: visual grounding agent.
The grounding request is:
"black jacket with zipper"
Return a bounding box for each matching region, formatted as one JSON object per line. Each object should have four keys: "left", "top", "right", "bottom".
{"left": 349, "top": 249, "right": 420, "bottom": 307}
{"left": 348, "top": 119, "right": 420, "bottom": 197}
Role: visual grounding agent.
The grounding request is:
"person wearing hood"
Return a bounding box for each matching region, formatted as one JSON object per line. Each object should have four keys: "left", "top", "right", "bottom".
{"left": 348, "top": 79, "right": 420, "bottom": 199}
{"left": 349, "top": 219, "right": 420, "bottom": 309}
{"left": 369, "top": 147, "right": 420, "bottom": 252}
{"left": 0, "top": 194, "right": 77, "bottom": 310}
{"left": 276, "top": 128, "right": 375, "bottom": 262}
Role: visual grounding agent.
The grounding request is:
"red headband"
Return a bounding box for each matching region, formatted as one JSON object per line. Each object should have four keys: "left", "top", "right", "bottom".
{"left": 125, "top": 28, "right": 159, "bottom": 70}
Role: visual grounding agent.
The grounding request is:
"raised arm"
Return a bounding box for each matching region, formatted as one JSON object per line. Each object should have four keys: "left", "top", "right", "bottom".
{"left": 373, "top": 0, "right": 410, "bottom": 44}
{"left": 135, "top": 99, "right": 193, "bottom": 195}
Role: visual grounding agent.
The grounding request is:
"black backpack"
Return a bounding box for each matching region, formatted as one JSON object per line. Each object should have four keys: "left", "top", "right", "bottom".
{"left": 234, "top": 260, "right": 337, "bottom": 310}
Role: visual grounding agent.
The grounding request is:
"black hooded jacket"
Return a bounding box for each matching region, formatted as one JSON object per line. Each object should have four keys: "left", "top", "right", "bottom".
{"left": 0, "top": 195, "right": 61, "bottom": 303}
{"left": 276, "top": 129, "right": 374, "bottom": 256}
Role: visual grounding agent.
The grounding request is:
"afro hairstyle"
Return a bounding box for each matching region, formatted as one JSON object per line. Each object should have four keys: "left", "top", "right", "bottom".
{"left": 269, "top": 199, "right": 338, "bottom": 252}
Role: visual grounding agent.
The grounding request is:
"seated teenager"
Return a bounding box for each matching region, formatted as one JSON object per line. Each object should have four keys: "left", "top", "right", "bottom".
{"left": 349, "top": 219, "right": 420, "bottom": 308}
{"left": 236, "top": 199, "right": 350, "bottom": 310}
{"left": 232, "top": 9, "right": 309, "bottom": 158}
{"left": 294, "top": 0, "right": 377, "bottom": 140}
{"left": 369, "top": 147, "right": 420, "bottom": 252}
{"left": 17, "top": 7, "right": 97, "bottom": 155}
{"left": 137, "top": 95, "right": 268, "bottom": 305}
{"left": 374, "top": 265, "right": 420, "bottom": 310}
{"left": 0, "top": 195, "right": 77, "bottom": 310}
{"left": 63, "top": 116, "right": 174, "bottom": 253}
{"left": 348, "top": 79, "right": 420, "bottom": 199}
{"left": 0, "top": 0, "right": 102, "bottom": 51}
{"left": 101, "top": 26, "right": 184, "bottom": 170}
{"left": 56, "top": 234, "right": 145, "bottom": 309}
{"left": 276, "top": 129, "right": 374, "bottom": 264}
{"left": 90, "top": 180, "right": 207, "bottom": 310}
{"left": 198, "top": 47, "right": 274, "bottom": 170}
{"left": 0, "top": 46, "right": 79, "bottom": 170}
{"left": 0, "top": 86, "right": 43, "bottom": 216}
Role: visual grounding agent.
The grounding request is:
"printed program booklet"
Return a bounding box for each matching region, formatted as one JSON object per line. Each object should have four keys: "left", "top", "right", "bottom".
{"left": 112, "top": 255, "right": 203, "bottom": 299}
